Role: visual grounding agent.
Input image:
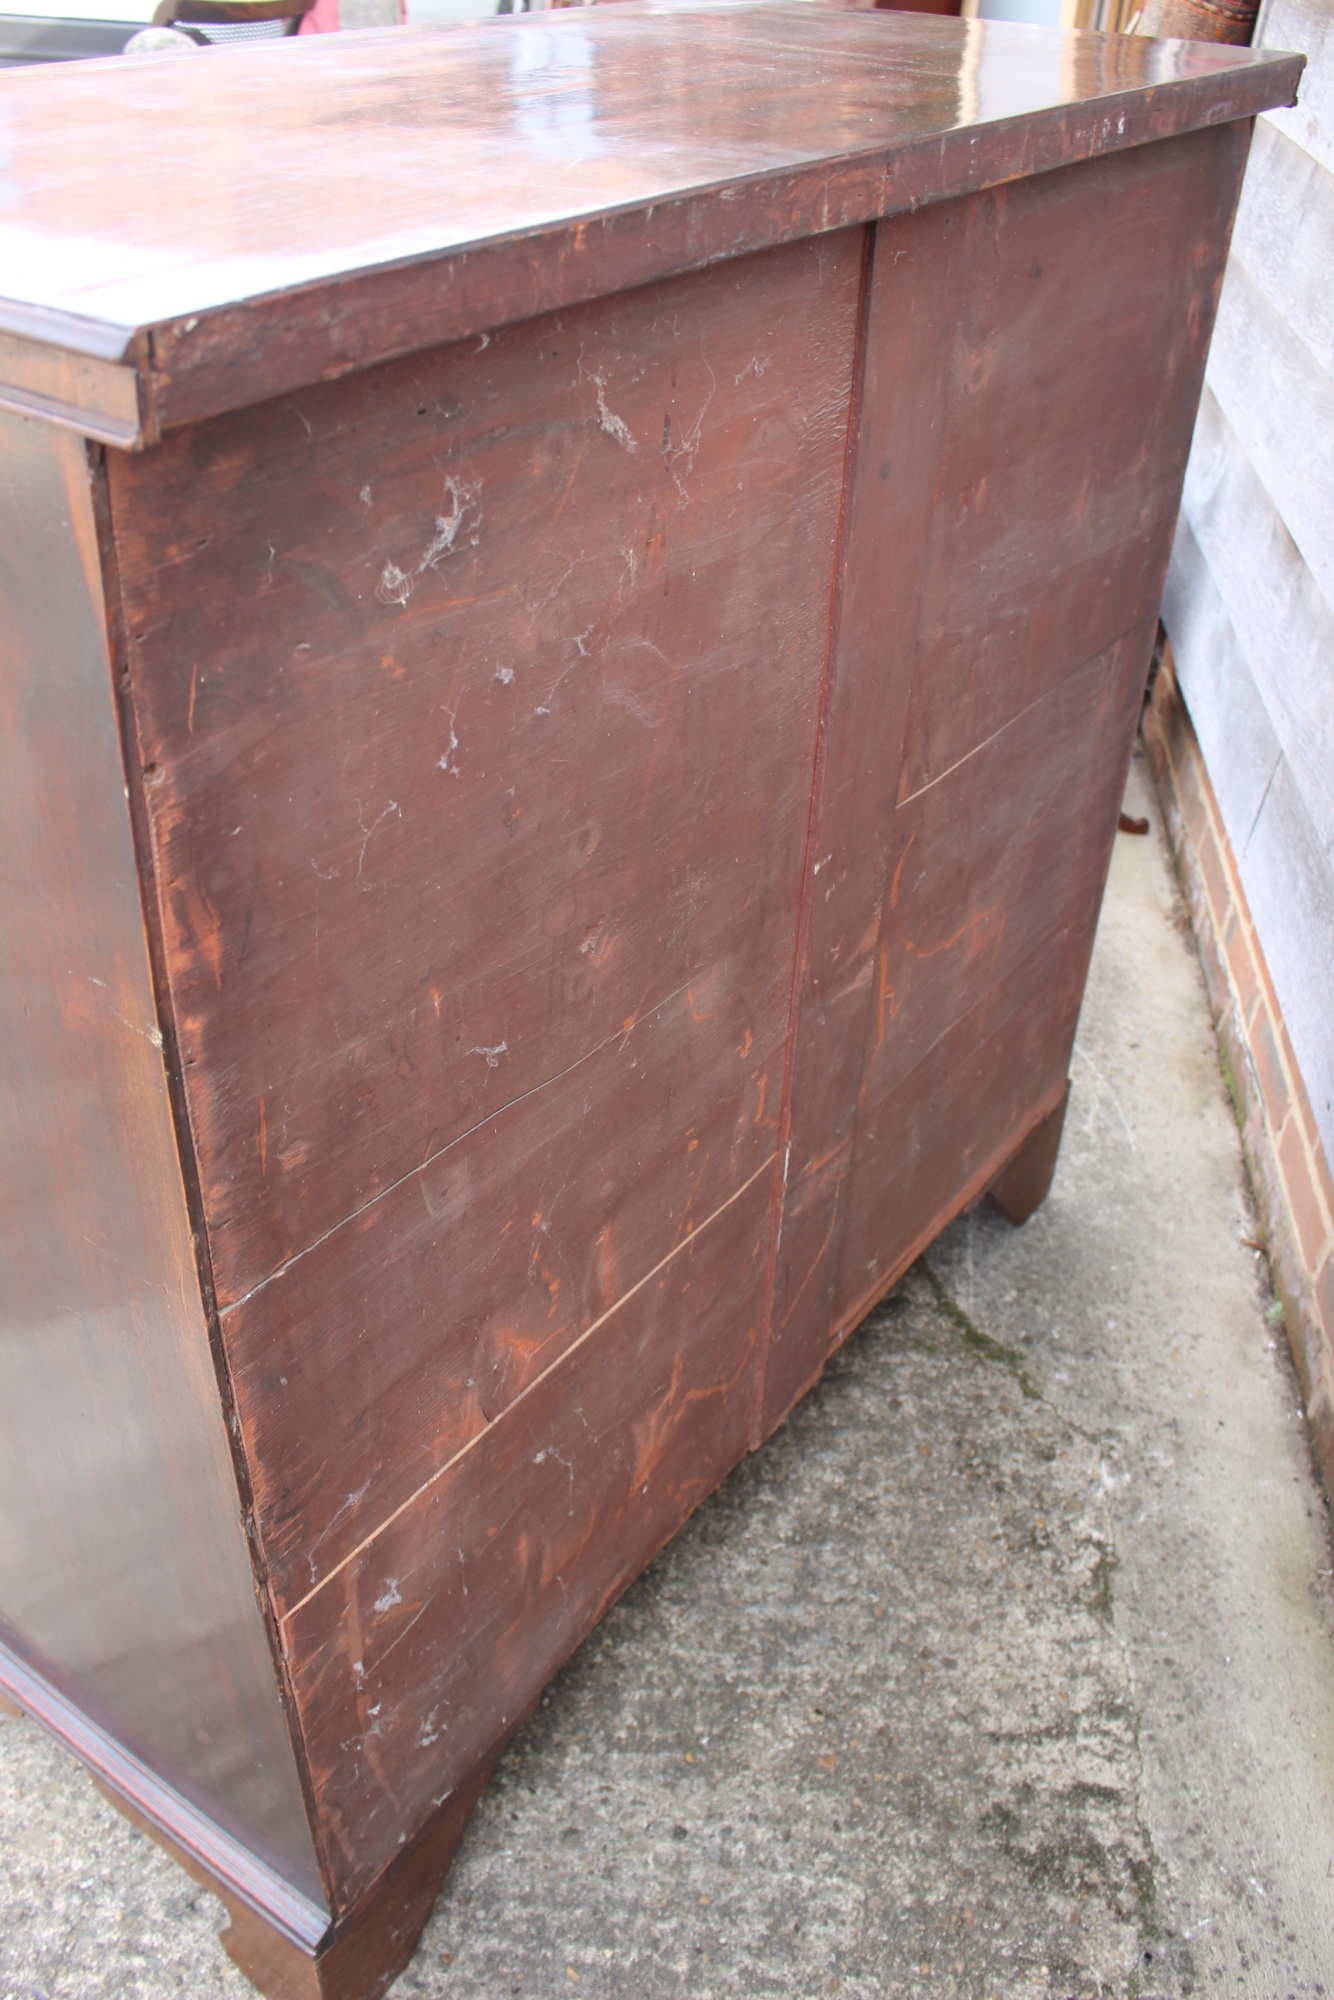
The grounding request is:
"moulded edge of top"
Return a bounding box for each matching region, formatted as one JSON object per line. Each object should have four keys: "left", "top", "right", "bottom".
{"left": 0, "top": 25, "right": 1304, "bottom": 450}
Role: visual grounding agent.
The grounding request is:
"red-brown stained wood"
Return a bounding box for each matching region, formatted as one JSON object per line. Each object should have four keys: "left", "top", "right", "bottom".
{"left": 281, "top": 1168, "right": 772, "bottom": 1910}
{"left": 896, "top": 125, "right": 1250, "bottom": 803}
{"left": 837, "top": 959, "right": 1082, "bottom": 1318}
{"left": 232, "top": 973, "right": 781, "bottom": 1621}
{"left": 763, "top": 199, "right": 969, "bottom": 1434}
{"left": 0, "top": 10, "right": 1300, "bottom": 439}
{"left": 763, "top": 122, "right": 1247, "bottom": 1432}
{"left": 987, "top": 1082, "right": 1072, "bottom": 1228}
{"left": 0, "top": 13, "right": 1301, "bottom": 1995}
{"left": 868, "top": 634, "right": 1151, "bottom": 1115}
{"left": 0, "top": 413, "right": 324, "bottom": 1909}
{"left": 109, "top": 233, "right": 860, "bottom": 1309}
{"left": 834, "top": 618, "right": 1154, "bottom": 1324}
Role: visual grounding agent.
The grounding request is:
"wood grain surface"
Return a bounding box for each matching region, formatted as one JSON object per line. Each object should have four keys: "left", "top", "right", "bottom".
{"left": 108, "top": 234, "right": 860, "bottom": 1651}
{"left": 0, "top": 7, "right": 1301, "bottom": 437}
{"left": 762, "top": 198, "right": 967, "bottom": 1433}
{"left": 0, "top": 13, "right": 1273, "bottom": 1981}
{"left": 110, "top": 234, "right": 859, "bottom": 1306}
{"left": 766, "top": 123, "right": 1245, "bottom": 1427}
{"left": 103, "top": 120, "right": 1248, "bottom": 1939}
{"left": 832, "top": 622, "right": 1152, "bottom": 1324}
{"left": 284, "top": 1169, "right": 772, "bottom": 1909}
{"left": 893, "top": 130, "right": 1241, "bottom": 801}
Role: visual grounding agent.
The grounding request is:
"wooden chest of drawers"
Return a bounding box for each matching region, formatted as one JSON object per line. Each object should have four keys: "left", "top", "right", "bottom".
{"left": 0, "top": 9, "right": 1300, "bottom": 1996}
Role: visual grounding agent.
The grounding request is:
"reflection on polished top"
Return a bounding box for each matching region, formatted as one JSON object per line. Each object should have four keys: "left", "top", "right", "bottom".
{"left": 0, "top": 1, "right": 1302, "bottom": 437}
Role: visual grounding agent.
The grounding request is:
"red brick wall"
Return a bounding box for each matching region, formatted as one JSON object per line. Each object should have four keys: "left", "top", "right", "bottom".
{"left": 1145, "top": 646, "right": 1334, "bottom": 1496}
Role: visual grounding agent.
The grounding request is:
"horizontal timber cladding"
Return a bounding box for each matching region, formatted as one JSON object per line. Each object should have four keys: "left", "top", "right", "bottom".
{"left": 1157, "top": 0, "right": 1334, "bottom": 1195}
{"left": 1206, "top": 247, "right": 1334, "bottom": 613}
{"left": 1172, "top": 384, "right": 1334, "bottom": 1162}
{"left": 764, "top": 124, "right": 1247, "bottom": 1428}
{"left": 1178, "top": 390, "right": 1334, "bottom": 862}
{"left": 1259, "top": 0, "right": 1334, "bottom": 176}
{"left": 1227, "top": 116, "right": 1334, "bottom": 386}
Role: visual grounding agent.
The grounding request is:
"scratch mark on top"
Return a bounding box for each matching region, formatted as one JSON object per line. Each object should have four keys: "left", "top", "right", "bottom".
{"left": 579, "top": 353, "right": 637, "bottom": 454}
{"left": 604, "top": 685, "right": 659, "bottom": 731}
{"left": 663, "top": 349, "right": 717, "bottom": 508}
{"left": 89, "top": 976, "right": 165, "bottom": 1050}
{"left": 377, "top": 476, "right": 482, "bottom": 609}
{"left": 438, "top": 703, "right": 461, "bottom": 778}
{"left": 468, "top": 1040, "right": 508, "bottom": 1071}
{"left": 528, "top": 551, "right": 589, "bottom": 625}
{"left": 535, "top": 620, "right": 598, "bottom": 716}
{"left": 419, "top": 476, "right": 481, "bottom": 572}
{"left": 620, "top": 635, "right": 671, "bottom": 671}
{"left": 355, "top": 799, "right": 401, "bottom": 889}
{"left": 377, "top": 561, "right": 413, "bottom": 608}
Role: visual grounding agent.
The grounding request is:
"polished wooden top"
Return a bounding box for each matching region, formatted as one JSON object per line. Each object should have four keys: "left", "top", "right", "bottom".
{"left": 0, "top": 3, "right": 1302, "bottom": 443}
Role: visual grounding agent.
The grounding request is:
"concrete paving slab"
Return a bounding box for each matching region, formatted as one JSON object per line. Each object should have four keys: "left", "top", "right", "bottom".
{"left": 3, "top": 751, "right": 1333, "bottom": 2000}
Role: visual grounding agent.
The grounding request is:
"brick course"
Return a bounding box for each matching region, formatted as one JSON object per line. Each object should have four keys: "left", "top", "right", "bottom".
{"left": 1144, "top": 645, "right": 1334, "bottom": 1501}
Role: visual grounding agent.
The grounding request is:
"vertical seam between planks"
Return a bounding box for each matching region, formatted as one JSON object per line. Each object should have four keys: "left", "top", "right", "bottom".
{"left": 747, "top": 220, "right": 878, "bottom": 1453}
{"left": 812, "top": 194, "right": 972, "bottom": 1347}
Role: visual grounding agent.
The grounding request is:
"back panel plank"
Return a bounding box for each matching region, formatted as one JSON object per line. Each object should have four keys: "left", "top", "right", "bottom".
{"left": 766, "top": 126, "right": 1246, "bottom": 1426}
{"left": 281, "top": 1167, "right": 773, "bottom": 1911}
{"left": 835, "top": 621, "right": 1153, "bottom": 1322}
{"left": 897, "top": 123, "right": 1248, "bottom": 803}
{"left": 763, "top": 199, "right": 969, "bottom": 1433}
{"left": 109, "top": 233, "right": 862, "bottom": 1310}
{"left": 232, "top": 970, "right": 778, "bottom": 1621}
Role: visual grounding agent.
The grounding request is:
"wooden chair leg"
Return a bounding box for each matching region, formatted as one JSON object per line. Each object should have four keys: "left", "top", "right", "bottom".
{"left": 986, "top": 1082, "right": 1070, "bottom": 1227}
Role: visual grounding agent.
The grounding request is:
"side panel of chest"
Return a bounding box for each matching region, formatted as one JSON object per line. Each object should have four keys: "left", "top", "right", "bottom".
{"left": 0, "top": 411, "right": 322, "bottom": 1909}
